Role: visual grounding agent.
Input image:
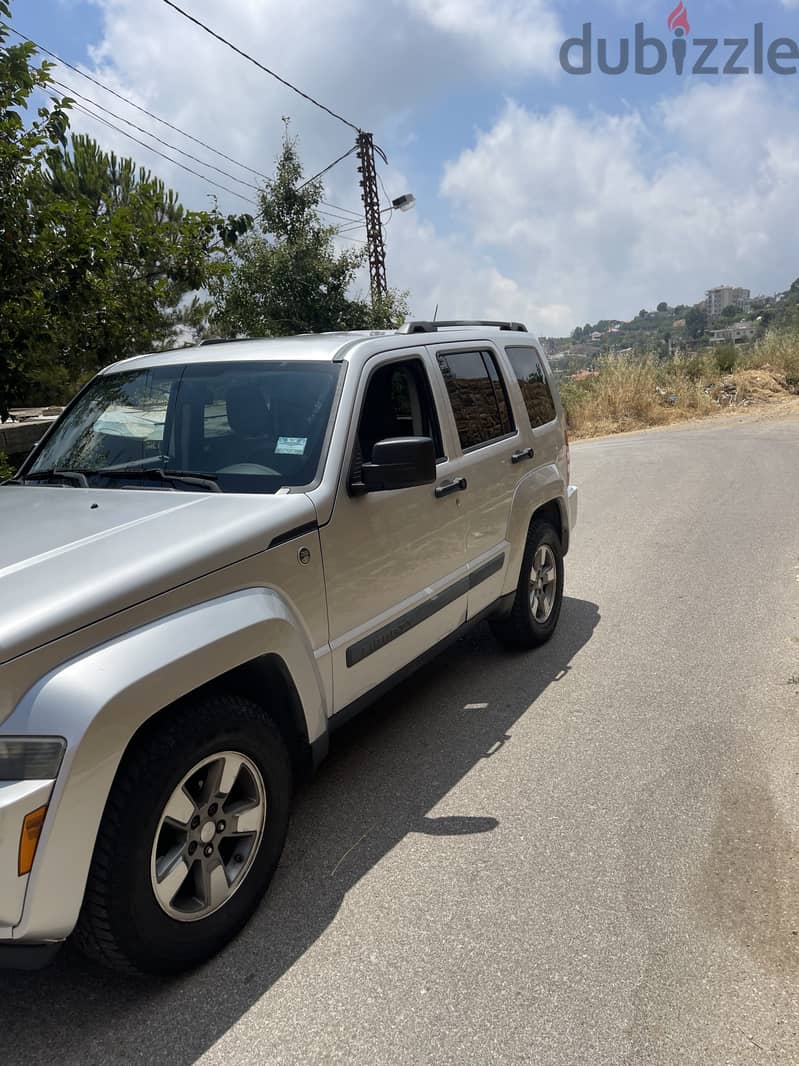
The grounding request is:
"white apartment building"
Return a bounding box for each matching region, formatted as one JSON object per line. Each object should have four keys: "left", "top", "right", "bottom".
{"left": 706, "top": 286, "right": 751, "bottom": 319}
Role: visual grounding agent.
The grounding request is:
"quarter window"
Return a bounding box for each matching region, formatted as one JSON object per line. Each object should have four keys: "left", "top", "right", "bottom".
{"left": 437, "top": 350, "right": 515, "bottom": 451}
{"left": 505, "top": 346, "right": 557, "bottom": 428}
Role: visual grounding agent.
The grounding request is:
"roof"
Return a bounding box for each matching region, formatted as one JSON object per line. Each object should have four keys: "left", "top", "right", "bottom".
{"left": 102, "top": 324, "right": 542, "bottom": 375}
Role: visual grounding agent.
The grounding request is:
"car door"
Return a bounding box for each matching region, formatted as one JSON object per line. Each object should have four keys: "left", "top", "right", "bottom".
{"left": 321, "top": 349, "right": 469, "bottom": 711}
{"left": 502, "top": 342, "right": 563, "bottom": 479}
{"left": 428, "top": 343, "right": 525, "bottom": 618}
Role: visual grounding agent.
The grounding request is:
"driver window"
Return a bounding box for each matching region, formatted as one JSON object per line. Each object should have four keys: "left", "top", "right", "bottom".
{"left": 359, "top": 360, "right": 443, "bottom": 461}
{"left": 351, "top": 359, "right": 444, "bottom": 485}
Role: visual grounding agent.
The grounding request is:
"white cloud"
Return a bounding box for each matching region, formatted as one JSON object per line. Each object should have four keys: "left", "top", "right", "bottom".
{"left": 58, "top": 2, "right": 799, "bottom": 337}
{"left": 440, "top": 80, "right": 799, "bottom": 331}
{"left": 405, "top": 0, "right": 562, "bottom": 76}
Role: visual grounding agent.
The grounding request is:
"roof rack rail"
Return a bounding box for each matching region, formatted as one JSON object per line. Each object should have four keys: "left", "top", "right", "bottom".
{"left": 197, "top": 337, "right": 255, "bottom": 346}
{"left": 397, "top": 320, "right": 528, "bottom": 335}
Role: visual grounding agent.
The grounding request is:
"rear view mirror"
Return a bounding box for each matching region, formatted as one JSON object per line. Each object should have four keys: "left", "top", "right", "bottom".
{"left": 361, "top": 436, "right": 436, "bottom": 492}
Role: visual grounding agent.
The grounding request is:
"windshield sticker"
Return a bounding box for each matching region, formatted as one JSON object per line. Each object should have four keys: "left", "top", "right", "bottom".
{"left": 275, "top": 436, "right": 307, "bottom": 455}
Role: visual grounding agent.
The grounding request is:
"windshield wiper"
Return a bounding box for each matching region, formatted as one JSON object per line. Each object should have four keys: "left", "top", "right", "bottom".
{"left": 93, "top": 467, "right": 221, "bottom": 492}
{"left": 18, "top": 470, "right": 90, "bottom": 488}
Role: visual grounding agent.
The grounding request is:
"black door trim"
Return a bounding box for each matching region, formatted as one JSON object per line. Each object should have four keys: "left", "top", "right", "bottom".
{"left": 345, "top": 553, "right": 505, "bottom": 668}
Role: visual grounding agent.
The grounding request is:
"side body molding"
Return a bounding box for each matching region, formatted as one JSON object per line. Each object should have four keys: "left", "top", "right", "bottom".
{"left": 4, "top": 588, "right": 327, "bottom": 942}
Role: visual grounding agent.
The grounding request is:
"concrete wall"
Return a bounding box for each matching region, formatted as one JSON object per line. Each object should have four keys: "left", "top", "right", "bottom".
{"left": 0, "top": 419, "right": 55, "bottom": 463}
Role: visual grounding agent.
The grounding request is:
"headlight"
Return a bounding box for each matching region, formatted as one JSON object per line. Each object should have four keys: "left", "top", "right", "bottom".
{"left": 0, "top": 738, "right": 66, "bottom": 781}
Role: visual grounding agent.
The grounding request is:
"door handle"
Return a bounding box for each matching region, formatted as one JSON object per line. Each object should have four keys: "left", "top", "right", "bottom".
{"left": 511, "top": 447, "right": 535, "bottom": 464}
{"left": 435, "top": 477, "right": 468, "bottom": 499}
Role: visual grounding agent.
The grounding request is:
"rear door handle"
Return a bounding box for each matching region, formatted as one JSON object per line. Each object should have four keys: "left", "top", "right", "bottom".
{"left": 511, "top": 447, "right": 535, "bottom": 464}
{"left": 435, "top": 477, "right": 468, "bottom": 499}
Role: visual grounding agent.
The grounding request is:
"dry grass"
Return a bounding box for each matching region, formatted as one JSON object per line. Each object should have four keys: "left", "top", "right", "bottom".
{"left": 562, "top": 331, "right": 799, "bottom": 440}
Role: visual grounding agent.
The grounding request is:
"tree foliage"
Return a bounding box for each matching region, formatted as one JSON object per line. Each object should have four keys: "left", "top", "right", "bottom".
{"left": 685, "top": 306, "right": 707, "bottom": 339}
{"left": 211, "top": 135, "right": 408, "bottom": 338}
{"left": 0, "top": 3, "right": 71, "bottom": 418}
{"left": 0, "top": 1, "right": 250, "bottom": 418}
{"left": 39, "top": 133, "right": 250, "bottom": 383}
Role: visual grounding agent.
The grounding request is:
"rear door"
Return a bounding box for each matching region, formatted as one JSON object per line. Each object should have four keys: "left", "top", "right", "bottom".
{"left": 503, "top": 342, "right": 564, "bottom": 482}
{"left": 428, "top": 343, "right": 524, "bottom": 617}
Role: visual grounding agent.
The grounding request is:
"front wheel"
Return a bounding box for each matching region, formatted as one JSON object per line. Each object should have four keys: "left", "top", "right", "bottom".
{"left": 73, "top": 693, "right": 292, "bottom": 974}
{"left": 490, "top": 519, "right": 564, "bottom": 649}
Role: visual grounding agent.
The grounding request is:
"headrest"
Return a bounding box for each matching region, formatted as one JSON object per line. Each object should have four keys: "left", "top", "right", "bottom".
{"left": 226, "top": 384, "right": 271, "bottom": 438}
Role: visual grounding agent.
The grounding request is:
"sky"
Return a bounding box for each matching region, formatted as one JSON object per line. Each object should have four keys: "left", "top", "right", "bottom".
{"left": 10, "top": 0, "right": 799, "bottom": 335}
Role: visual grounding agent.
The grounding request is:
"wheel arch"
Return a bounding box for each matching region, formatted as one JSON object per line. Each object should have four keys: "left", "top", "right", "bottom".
{"left": 8, "top": 588, "right": 328, "bottom": 943}
{"left": 502, "top": 467, "right": 570, "bottom": 600}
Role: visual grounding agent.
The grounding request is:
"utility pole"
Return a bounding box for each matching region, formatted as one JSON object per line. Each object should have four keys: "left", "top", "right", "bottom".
{"left": 356, "top": 131, "right": 387, "bottom": 302}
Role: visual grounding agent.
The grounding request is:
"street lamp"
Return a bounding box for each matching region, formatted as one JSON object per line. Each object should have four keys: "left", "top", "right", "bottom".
{"left": 391, "top": 193, "right": 416, "bottom": 212}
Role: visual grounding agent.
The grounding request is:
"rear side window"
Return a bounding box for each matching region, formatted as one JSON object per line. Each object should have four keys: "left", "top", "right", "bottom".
{"left": 437, "top": 350, "right": 514, "bottom": 451}
{"left": 505, "top": 345, "right": 557, "bottom": 428}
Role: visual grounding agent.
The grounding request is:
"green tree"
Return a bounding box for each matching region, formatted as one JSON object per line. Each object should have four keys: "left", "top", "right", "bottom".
{"left": 211, "top": 134, "right": 408, "bottom": 337}
{"left": 572, "top": 326, "right": 583, "bottom": 340}
{"left": 718, "top": 304, "right": 741, "bottom": 323}
{"left": 657, "top": 301, "right": 669, "bottom": 313}
{"left": 0, "top": 2, "right": 251, "bottom": 418}
{"left": 40, "top": 133, "right": 250, "bottom": 384}
{"left": 0, "top": 2, "right": 71, "bottom": 418}
{"left": 685, "top": 306, "right": 707, "bottom": 340}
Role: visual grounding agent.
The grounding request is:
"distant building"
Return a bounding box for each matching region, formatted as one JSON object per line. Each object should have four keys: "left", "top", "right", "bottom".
{"left": 709, "top": 322, "right": 757, "bottom": 344}
{"left": 672, "top": 319, "right": 686, "bottom": 328}
{"left": 590, "top": 331, "right": 603, "bottom": 341}
{"left": 706, "top": 286, "right": 751, "bottom": 319}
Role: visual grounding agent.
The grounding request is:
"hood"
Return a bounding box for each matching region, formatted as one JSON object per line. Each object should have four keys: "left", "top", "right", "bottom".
{"left": 0, "top": 485, "right": 317, "bottom": 665}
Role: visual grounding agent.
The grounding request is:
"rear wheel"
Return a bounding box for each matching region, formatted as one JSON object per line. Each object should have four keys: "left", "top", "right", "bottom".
{"left": 490, "top": 518, "right": 564, "bottom": 649}
{"left": 74, "top": 693, "right": 291, "bottom": 974}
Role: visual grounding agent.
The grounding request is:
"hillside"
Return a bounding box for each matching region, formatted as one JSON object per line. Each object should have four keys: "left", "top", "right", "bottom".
{"left": 541, "top": 276, "right": 799, "bottom": 378}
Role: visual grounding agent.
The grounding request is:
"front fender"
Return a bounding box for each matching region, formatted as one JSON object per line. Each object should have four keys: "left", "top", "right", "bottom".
{"left": 4, "top": 588, "right": 326, "bottom": 942}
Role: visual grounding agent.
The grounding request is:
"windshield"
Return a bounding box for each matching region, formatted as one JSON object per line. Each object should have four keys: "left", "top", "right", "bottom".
{"left": 25, "top": 360, "right": 342, "bottom": 494}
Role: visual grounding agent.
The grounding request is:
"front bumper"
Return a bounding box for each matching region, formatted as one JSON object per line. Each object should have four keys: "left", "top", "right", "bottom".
{"left": 0, "top": 940, "right": 62, "bottom": 970}
{"left": 567, "top": 485, "right": 578, "bottom": 533}
{"left": 0, "top": 779, "right": 55, "bottom": 931}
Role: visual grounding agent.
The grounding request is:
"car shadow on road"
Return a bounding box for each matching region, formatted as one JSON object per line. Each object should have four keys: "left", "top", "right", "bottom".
{"left": 0, "top": 596, "right": 599, "bottom": 1066}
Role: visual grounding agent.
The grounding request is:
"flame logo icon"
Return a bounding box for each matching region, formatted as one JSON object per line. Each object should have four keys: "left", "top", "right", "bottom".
{"left": 667, "top": 2, "right": 691, "bottom": 35}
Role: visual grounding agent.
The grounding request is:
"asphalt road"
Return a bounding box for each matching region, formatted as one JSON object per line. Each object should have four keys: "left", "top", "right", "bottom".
{"left": 2, "top": 412, "right": 798, "bottom": 1065}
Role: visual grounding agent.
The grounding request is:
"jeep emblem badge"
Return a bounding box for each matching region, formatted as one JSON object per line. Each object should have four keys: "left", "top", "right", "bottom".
{"left": 298, "top": 546, "right": 312, "bottom": 565}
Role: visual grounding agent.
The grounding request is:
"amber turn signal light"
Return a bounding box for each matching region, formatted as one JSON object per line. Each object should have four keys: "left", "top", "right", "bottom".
{"left": 18, "top": 805, "right": 47, "bottom": 876}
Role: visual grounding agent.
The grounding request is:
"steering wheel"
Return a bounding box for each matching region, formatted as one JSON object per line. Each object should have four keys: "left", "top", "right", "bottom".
{"left": 217, "top": 463, "right": 280, "bottom": 476}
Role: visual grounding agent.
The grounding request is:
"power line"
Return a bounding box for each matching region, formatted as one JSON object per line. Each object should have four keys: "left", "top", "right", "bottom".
{"left": 160, "top": 0, "right": 361, "bottom": 132}
{"left": 321, "top": 199, "right": 360, "bottom": 218}
{"left": 67, "top": 102, "right": 367, "bottom": 233}
{"left": 318, "top": 207, "right": 364, "bottom": 225}
{"left": 299, "top": 146, "right": 358, "bottom": 190}
{"left": 69, "top": 99, "right": 258, "bottom": 206}
{"left": 7, "top": 24, "right": 270, "bottom": 181}
{"left": 51, "top": 78, "right": 260, "bottom": 192}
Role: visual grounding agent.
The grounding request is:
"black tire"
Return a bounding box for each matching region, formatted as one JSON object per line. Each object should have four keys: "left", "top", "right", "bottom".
{"left": 73, "top": 692, "right": 292, "bottom": 975}
{"left": 490, "top": 519, "right": 564, "bottom": 650}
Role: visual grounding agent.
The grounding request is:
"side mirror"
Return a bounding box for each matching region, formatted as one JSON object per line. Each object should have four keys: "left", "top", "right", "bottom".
{"left": 361, "top": 437, "right": 436, "bottom": 493}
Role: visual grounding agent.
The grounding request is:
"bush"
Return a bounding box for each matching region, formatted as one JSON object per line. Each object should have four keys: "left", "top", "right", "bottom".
{"left": 0, "top": 451, "right": 14, "bottom": 480}
{"left": 750, "top": 330, "right": 799, "bottom": 380}
{"left": 714, "top": 344, "right": 738, "bottom": 375}
{"left": 677, "top": 353, "right": 711, "bottom": 382}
